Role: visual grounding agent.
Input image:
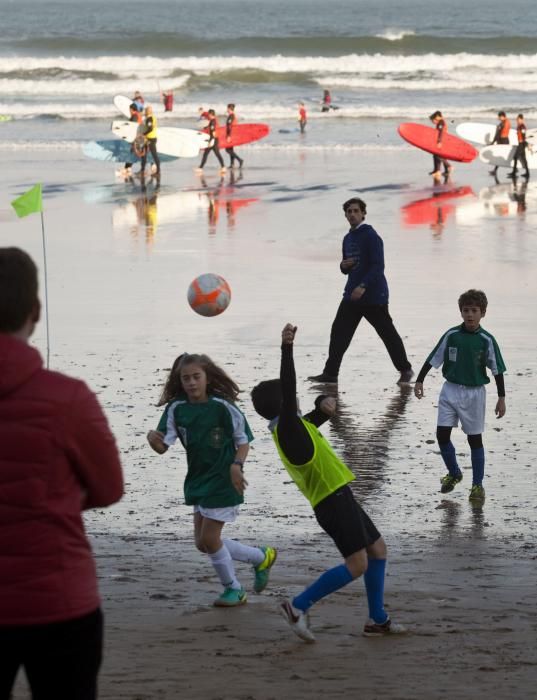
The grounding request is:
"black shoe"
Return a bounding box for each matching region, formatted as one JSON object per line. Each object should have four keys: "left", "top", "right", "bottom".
{"left": 507, "top": 171, "right": 517, "bottom": 178}
{"left": 523, "top": 171, "right": 530, "bottom": 179}
{"left": 307, "top": 373, "right": 338, "bottom": 384}
{"left": 397, "top": 369, "right": 414, "bottom": 385}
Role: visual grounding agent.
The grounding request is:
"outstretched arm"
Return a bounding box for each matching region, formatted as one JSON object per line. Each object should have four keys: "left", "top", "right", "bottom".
{"left": 277, "top": 324, "right": 316, "bottom": 465}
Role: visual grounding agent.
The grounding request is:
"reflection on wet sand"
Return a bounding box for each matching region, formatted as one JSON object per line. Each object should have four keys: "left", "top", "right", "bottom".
{"left": 435, "top": 498, "right": 485, "bottom": 538}
{"left": 401, "top": 184, "right": 475, "bottom": 234}
{"left": 109, "top": 169, "right": 260, "bottom": 245}
{"left": 327, "top": 386, "right": 412, "bottom": 499}
{"left": 456, "top": 180, "right": 532, "bottom": 223}
{"left": 198, "top": 170, "right": 258, "bottom": 234}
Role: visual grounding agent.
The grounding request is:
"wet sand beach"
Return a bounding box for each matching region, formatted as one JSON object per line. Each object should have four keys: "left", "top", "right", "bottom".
{"left": 2, "top": 144, "right": 536, "bottom": 699}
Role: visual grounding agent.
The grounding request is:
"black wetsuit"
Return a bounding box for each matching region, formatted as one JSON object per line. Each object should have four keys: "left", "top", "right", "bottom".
{"left": 199, "top": 117, "right": 224, "bottom": 168}
{"left": 513, "top": 122, "right": 529, "bottom": 175}
{"left": 225, "top": 113, "right": 243, "bottom": 168}
{"left": 433, "top": 119, "right": 450, "bottom": 174}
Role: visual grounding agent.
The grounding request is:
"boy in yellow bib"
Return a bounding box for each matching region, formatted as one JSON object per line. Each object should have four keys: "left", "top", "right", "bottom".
{"left": 251, "top": 323, "right": 406, "bottom": 641}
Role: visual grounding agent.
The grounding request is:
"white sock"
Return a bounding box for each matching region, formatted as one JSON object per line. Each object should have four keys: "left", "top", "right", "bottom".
{"left": 208, "top": 546, "right": 241, "bottom": 590}
{"left": 223, "top": 538, "right": 265, "bottom": 566}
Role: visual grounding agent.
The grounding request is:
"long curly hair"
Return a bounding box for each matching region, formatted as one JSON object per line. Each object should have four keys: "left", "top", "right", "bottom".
{"left": 157, "top": 353, "right": 240, "bottom": 406}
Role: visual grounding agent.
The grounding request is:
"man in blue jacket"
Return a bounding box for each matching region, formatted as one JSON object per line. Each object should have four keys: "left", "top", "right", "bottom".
{"left": 309, "top": 198, "right": 413, "bottom": 385}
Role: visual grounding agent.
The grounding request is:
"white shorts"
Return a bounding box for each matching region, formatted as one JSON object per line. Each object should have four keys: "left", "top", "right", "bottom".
{"left": 193, "top": 505, "right": 240, "bottom": 523}
{"left": 437, "top": 381, "right": 486, "bottom": 435}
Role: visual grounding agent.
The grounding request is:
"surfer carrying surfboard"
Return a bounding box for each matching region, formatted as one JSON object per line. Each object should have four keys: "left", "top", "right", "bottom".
{"left": 489, "top": 111, "right": 511, "bottom": 179}
{"left": 429, "top": 111, "right": 452, "bottom": 181}
{"left": 225, "top": 104, "right": 244, "bottom": 169}
{"left": 139, "top": 105, "right": 161, "bottom": 178}
{"left": 508, "top": 114, "right": 530, "bottom": 180}
{"left": 197, "top": 109, "right": 226, "bottom": 172}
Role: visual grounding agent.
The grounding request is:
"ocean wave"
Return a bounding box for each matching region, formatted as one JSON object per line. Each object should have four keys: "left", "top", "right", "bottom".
{"left": 374, "top": 29, "right": 417, "bottom": 42}
{"left": 2, "top": 53, "right": 537, "bottom": 79}
{"left": 316, "top": 72, "right": 537, "bottom": 92}
{"left": 3, "top": 100, "right": 537, "bottom": 122}
{"left": 0, "top": 74, "right": 190, "bottom": 97}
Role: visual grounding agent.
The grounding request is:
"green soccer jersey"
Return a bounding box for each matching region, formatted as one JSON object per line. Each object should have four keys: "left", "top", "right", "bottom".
{"left": 157, "top": 396, "right": 254, "bottom": 507}
{"left": 426, "top": 323, "right": 506, "bottom": 386}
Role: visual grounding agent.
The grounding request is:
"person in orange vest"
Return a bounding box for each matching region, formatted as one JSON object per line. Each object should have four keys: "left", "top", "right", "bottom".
{"left": 298, "top": 102, "right": 307, "bottom": 133}
{"left": 508, "top": 113, "right": 530, "bottom": 180}
{"left": 490, "top": 111, "right": 511, "bottom": 179}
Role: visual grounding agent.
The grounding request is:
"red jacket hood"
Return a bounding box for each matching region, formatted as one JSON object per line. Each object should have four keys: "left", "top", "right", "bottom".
{"left": 0, "top": 334, "right": 42, "bottom": 397}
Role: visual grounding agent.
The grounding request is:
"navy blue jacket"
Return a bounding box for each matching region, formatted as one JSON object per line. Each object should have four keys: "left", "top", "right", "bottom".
{"left": 340, "top": 222, "right": 389, "bottom": 304}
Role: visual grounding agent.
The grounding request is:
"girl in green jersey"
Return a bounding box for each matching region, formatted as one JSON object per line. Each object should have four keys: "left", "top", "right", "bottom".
{"left": 147, "top": 353, "right": 276, "bottom": 607}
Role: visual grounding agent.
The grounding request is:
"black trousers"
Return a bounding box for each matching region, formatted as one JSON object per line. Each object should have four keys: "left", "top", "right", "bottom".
{"left": 225, "top": 146, "right": 242, "bottom": 166}
{"left": 323, "top": 300, "right": 411, "bottom": 377}
{"left": 200, "top": 139, "right": 224, "bottom": 168}
{"left": 513, "top": 142, "right": 528, "bottom": 172}
{"left": 433, "top": 154, "right": 449, "bottom": 173}
{"left": 0, "top": 608, "right": 103, "bottom": 700}
{"left": 141, "top": 138, "right": 160, "bottom": 173}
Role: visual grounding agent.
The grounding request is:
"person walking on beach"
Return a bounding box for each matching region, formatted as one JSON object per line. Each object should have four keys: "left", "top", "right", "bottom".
{"left": 414, "top": 289, "right": 506, "bottom": 504}
{"left": 0, "top": 248, "right": 124, "bottom": 700}
{"left": 308, "top": 197, "right": 413, "bottom": 386}
{"left": 429, "top": 111, "right": 452, "bottom": 181}
{"left": 225, "top": 103, "right": 244, "bottom": 169}
{"left": 321, "top": 90, "right": 332, "bottom": 113}
{"left": 490, "top": 111, "right": 511, "bottom": 179}
{"left": 197, "top": 109, "right": 226, "bottom": 172}
{"left": 140, "top": 104, "right": 161, "bottom": 177}
{"left": 147, "top": 353, "right": 276, "bottom": 607}
{"left": 122, "top": 102, "right": 143, "bottom": 177}
{"left": 251, "top": 323, "right": 407, "bottom": 642}
{"left": 298, "top": 102, "right": 307, "bottom": 133}
{"left": 509, "top": 113, "right": 530, "bottom": 180}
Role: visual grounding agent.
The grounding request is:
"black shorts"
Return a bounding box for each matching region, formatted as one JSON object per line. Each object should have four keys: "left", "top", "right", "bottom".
{"left": 314, "top": 485, "right": 381, "bottom": 558}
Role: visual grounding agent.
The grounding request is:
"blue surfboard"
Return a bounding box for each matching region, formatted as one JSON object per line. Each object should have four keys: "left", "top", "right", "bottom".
{"left": 82, "top": 140, "right": 178, "bottom": 164}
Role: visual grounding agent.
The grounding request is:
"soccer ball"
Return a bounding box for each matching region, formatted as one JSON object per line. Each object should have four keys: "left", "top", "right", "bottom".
{"left": 187, "top": 273, "right": 231, "bottom": 317}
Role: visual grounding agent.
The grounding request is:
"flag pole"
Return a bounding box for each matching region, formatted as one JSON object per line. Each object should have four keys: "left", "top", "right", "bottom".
{"left": 39, "top": 210, "right": 50, "bottom": 368}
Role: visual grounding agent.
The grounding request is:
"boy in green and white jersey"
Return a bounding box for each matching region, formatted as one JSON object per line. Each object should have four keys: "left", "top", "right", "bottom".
{"left": 414, "top": 289, "right": 506, "bottom": 503}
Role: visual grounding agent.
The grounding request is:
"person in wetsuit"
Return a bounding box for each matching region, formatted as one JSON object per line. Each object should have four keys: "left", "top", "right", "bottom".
{"left": 197, "top": 109, "right": 225, "bottom": 172}
{"left": 490, "top": 111, "right": 511, "bottom": 179}
{"left": 509, "top": 113, "right": 530, "bottom": 180}
{"left": 429, "top": 111, "right": 451, "bottom": 181}
{"left": 139, "top": 105, "right": 160, "bottom": 177}
{"left": 321, "top": 90, "right": 332, "bottom": 113}
{"left": 124, "top": 102, "right": 142, "bottom": 175}
{"left": 298, "top": 102, "right": 307, "bottom": 133}
{"left": 250, "top": 324, "right": 407, "bottom": 642}
{"left": 225, "top": 104, "right": 244, "bottom": 169}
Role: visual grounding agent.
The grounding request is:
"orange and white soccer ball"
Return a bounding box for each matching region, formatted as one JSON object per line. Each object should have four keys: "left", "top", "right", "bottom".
{"left": 187, "top": 273, "right": 231, "bottom": 317}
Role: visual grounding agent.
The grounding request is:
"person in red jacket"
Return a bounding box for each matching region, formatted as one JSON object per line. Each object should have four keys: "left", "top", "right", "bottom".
{"left": 0, "top": 247, "right": 124, "bottom": 699}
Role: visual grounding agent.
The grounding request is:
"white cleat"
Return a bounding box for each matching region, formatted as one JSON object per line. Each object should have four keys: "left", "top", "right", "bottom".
{"left": 280, "top": 600, "right": 316, "bottom": 643}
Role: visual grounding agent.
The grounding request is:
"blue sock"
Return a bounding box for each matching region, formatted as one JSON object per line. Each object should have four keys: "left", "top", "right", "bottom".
{"left": 363, "top": 558, "right": 388, "bottom": 624}
{"left": 292, "top": 564, "right": 353, "bottom": 612}
{"left": 439, "top": 441, "right": 461, "bottom": 477}
{"left": 471, "top": 447, "right": 485, "bottom": 486}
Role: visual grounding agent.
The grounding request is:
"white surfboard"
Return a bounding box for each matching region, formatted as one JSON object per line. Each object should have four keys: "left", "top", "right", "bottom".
{"left": 111, "top": 120, "right": 209, "bottom": 158}
{"left": 456, "top": 122, "right": 519, "bottom": 146}
{"left": 113, "top": 94, "right": 165, "bottom": 118}
{"left": 479, "top": 144, "right": 537, "bottom": 170}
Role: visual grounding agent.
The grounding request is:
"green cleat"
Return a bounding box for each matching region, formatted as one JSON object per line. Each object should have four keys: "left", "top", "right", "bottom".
{"left": 213, "top": 587, "right": 247, "bottom": 607}
{"left": 440, "top": 472, "right": 463, "bottom": 494}
{"left": 469, "top": 485, "right": 485, "bottom": 503}
{"left": 254, "top": 546, "right": 277, "bottom": 593}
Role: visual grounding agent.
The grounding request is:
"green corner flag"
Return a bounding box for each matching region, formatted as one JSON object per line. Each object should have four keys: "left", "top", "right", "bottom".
{"left": 11, "top": 183, "right": 43, "bottom": 218}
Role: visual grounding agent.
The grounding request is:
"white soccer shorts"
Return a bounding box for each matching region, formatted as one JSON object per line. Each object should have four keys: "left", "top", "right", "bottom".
{"left": 437, "top": 381, "right": 486, "bottom": 435}
{"left": 193, "top": 505, "right": 240, "bottom": 522}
